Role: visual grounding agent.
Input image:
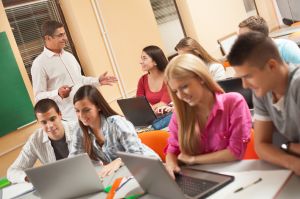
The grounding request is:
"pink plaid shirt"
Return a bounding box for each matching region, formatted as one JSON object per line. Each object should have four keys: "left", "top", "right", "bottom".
{"left": 166, "top": 92, "right": 252, "bottom": 159}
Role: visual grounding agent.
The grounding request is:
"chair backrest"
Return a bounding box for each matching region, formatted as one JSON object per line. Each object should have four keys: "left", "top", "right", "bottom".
{"left": 217, "top": 77, "right": 253, "bottom": 109}
{"left": 217, "top": 32, "right": 237, "bottom": 56}
{"left": 138, "top": 130, "right": 169, "bottom": 162}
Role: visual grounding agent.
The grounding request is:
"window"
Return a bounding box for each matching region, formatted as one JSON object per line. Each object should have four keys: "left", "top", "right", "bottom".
{"left": 150, "top": 0, "right": 185, "bottom": 56}
{"left": 3, "top": 0, "right": 78, "bottom": 81}
{"left": 243, "top": 0, "right": 258, "bottom": 17}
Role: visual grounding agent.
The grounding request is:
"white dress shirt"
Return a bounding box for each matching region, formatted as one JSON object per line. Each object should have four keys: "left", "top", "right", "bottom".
{"left": 6, "top": 121, "right": 77, "bottom": 183}
{"left": 31, "top": 47, "right": 100, "bottom": 121}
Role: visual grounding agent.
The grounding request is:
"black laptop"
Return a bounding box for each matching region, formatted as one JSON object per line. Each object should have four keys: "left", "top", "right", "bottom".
{"left": 117, "top": 96, "right": 163, "bottom": 128}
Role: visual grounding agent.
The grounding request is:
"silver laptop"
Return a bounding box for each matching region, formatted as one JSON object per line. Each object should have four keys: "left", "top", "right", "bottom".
{"left": 118, "top": 152, "right": 234, "bottom": 199}
{"left": 25, "top": 153, "right": 103, "bottom": 199}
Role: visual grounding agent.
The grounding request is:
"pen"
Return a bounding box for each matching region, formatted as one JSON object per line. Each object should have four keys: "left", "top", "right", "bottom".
{"left": 115, "top": 177, "right": 133, "bottom": 192}
{"left": 234, "top": 177, "right": 262, "bottom": 193}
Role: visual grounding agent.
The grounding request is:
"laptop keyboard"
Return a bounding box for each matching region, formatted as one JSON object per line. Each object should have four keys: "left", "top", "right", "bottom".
{"left": 175, "top": 174, "right": 218, "bottom": 197}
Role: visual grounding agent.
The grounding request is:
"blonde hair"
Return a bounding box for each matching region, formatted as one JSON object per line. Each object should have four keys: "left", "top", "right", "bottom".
{"left": 175, "top": 37, "right": 219, "bottom": 64}
{"left": 165, "top": 54, "right": 224, "bottom": 155}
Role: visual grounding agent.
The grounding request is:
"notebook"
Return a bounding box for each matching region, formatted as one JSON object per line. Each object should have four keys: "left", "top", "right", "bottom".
{"left": 25, "top": 153, "right": 103, "bottom": 199}
{"left": 117, "top": 152, "right": 234, "bottom": 199}
{"left": 117, "top": 96, "right": 161, "bottom": 128}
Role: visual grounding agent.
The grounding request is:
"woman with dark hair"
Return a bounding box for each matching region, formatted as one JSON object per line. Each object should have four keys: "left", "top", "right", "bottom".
{"left": 137, "top": 45, "right": 171, "bottom": 114}
{"left": 69, "top": 85, "right": 158, "bottom": 177}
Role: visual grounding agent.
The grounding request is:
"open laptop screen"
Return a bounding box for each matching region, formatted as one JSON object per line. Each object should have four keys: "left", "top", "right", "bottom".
{"left": 25, "top": 154, "right": 103, "bottom": 199}
{"left": 117, "top": 96, "right": 157, "bottom": 127}
{"left": 118, "top": 152, "right": 234, "bottom": 199}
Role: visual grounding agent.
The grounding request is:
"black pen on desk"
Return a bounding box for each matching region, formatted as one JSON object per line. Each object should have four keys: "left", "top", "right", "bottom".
{"left": 115, "top": 177, "right": 133, "bottom": 192}
{"left": 234, "top": 177, "right": 262, "bottom": 193}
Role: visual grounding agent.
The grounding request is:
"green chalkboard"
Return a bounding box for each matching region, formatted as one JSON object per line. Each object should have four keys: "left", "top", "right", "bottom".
{"left": 0, "top": 32, "right": 35, "bottom": 137}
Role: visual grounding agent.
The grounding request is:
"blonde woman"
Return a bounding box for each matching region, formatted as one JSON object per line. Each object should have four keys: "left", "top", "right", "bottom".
{"left": 164, "top": 54, "right": 251, "bottom": 178}
{"left": 175, "top": 37, "right": 226, "bottom": 80}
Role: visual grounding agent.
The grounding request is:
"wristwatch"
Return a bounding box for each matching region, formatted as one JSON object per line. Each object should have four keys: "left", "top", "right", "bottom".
{"left": 281, "top": 142, "right": 291, "bottom": 152}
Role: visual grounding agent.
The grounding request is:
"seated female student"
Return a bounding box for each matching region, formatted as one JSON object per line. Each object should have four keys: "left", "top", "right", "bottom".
{"left": 164, "top": 54, "right": 252, "bottom": 178}
{"left": 137, "top": 45, "right": 171, "bottom": 115}
{"left": 175, "top": 37, "right": 226, "bottom": 81}
{"left": 69, "top": 85, "right": 159, "bottom": 177}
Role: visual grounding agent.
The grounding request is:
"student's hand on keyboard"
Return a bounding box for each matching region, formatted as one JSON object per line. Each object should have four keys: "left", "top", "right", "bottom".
{"left": 155, "top": 105, "right": 173, "bottom": 115}
{"left": 178, "top": 153, "right": 196, "bottom": 165}
{"left": 165, "top": 163, "right": 181, "bottom": 180}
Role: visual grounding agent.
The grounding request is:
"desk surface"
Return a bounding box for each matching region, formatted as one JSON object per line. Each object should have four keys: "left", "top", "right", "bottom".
{"left": 270, "top": 26, "right": 300, "bottom": 38}
{"left": 269, "top": 26, "right": 300, "bottom": 45}
{"left": 3, "top": 160, "right": 300, "bottom": 199}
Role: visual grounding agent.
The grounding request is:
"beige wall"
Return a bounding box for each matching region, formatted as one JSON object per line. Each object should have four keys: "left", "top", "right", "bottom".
{"left": 0, "top": 1, "right": 38, "bottom": 177}
{"left": 0, "top": 0, "right": 164, "bottom": 176}
{"left": 59, "top": 1, "right": 119, "bottom": 101}
{"left": 255, "top": 0, "right": 280, "bottom": 31}
{"left": 60, "top": 0, "right": 164, "bottom": 108}
{"left": 95, "top": 0, "right": 164, "bottom": 97}
{"left": 176, "top": 0, "right": 247, "bottom": 58}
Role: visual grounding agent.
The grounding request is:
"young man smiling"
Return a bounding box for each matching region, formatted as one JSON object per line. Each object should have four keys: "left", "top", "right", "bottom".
{"left": 7, "top": 99, "right": 77, "bottom": 183}
{"left": 228, "top": 31, "right": 300, "bottom": 175}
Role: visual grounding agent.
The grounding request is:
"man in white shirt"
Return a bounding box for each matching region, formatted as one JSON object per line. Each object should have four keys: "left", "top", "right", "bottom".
{"left": 7, "top": 98, "right": 78, "bottom": 183}
{"left": 31, "top": 20, "right": 117, "bottom": 121}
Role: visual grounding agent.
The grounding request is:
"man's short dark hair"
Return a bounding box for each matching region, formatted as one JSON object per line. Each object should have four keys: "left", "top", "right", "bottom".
{"left": 227, "top": 31, "right": 283, "bottom": 68}
{"left": 239, "top": 16, "right": 269, "bottom": 36}
{"left": 41, "top": 20, "right": 64, "bottom": 37}
{"left": 34, "top": 98, "right": 60, "bottom": 116}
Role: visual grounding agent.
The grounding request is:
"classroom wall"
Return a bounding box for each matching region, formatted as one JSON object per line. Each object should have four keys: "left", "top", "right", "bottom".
{"left": 0, "top": 0, "right": 164, "bottom": 176}
{"left": 0, "top": 1, "right": 38, "bottom": 177}
{"left": 0, "top": 0, "right": 281, "bottom": 177}
{"left": 176, "top": 0, "right": 248, "bottom": 58}
{"left": 255, "top": 0, "right": 280, "bottom": 31}
{"left": 60, "top": 0, "right": 164, "bottom": 109}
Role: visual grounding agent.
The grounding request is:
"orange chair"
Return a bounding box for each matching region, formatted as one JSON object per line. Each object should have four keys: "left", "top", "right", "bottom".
{"left": 243, "top": 129, "right": 259, "bottom": 159}
{"left": 222, "top": 60, "right": 231, "bottom": 68}
{"left": 138, "top": 130, "right": 169, "bottom": 162}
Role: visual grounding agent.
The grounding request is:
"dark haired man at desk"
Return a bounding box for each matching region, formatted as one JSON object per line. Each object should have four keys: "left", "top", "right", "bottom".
{"left": 228, "top": 31, "right": 300, "bottom": 175}
{"left": 31, "top": 20, "right": 117, "bottom": 121}
{"left": 7, "top": 99, "right": 77, "bottom": 183}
